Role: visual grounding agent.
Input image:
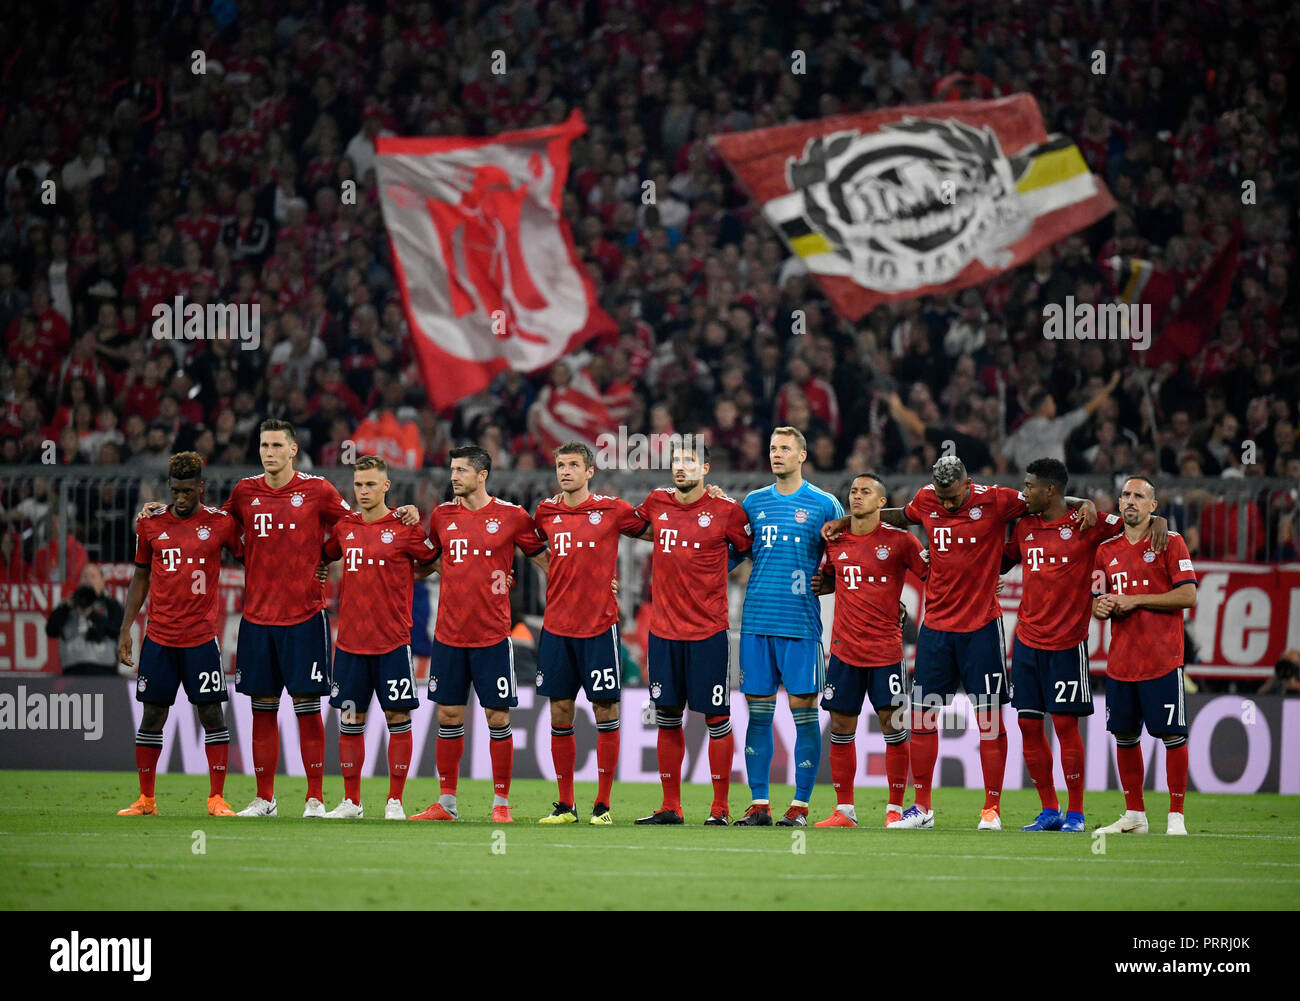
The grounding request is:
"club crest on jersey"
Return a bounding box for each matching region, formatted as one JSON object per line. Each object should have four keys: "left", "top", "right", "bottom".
{"left": 588, "top": 511, "right": 602, "bottom": 525}
{"left": 650, "top": 682, "right": 662, "bottom": 700}
{"left": 137, "top": 677, "right": 147, "bottom": 693}
{"left": 969, "top": 507, "right": 983, "bottom": 520}
{"left": 1059, "top": 527, "right": 1073, "bottom": 540}
{"left": 795, "top": 509, "right": 808, "bottom": 523}
{"left": 380, "top": 529, "right": 395, "bottom": 544}
{"left": 330, "top": 683, "right": 340, "bottom": 698}
{"left": 876, "top": 546, "right": 890, "bottom": 560}
{"left": 290, "top": 492, "right": 305, "bottom": 507}
{"left": 823, "top": 684, "right": 835, "bottom": 700}
{"left": 697, "top": 513, "right": 712, "bottom": 527}
{"left": 196, "top": 526, "right": 211, "bottom": 540}
{"left": 535, "top": 673, "right": 544, "bottom": 687}
{"left": 485, "top": 518, "right": 501, "bottom": 534}
{"left": 1143, "top": 550, "right": 1156, "bottom": 563}
{"left": 429, "top": 677, "right": 438, "bottom": 693}
{"left": 235, "top": 670, "right": 241, "bottom": 685}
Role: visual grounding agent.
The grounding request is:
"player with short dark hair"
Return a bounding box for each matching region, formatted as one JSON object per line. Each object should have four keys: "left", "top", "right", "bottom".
{"left": 814, "top": 473, "right": 928, "bottom": 828}
{"left": 734, "top": 426, "right": 844, "bottom": 827}
{"left": 117, "top": 452, "right": 242, "bottom": 816}
{"left": 633, "top": 441, "right": 752, "bottom": 825}
{"left": 1092, "top": 477, "right": 1197, "bottom": 836}
{"left": 534, "top": 442, "right": 647, "bottom": 825}
{"left": 410, "top": 445, "right": 549, "bottom": 823}
{"left": 1003, "top": 459, "right": 1168, "bottom": 833}
{"left": 317, "top": 456, "right": 439, "bottom": 820}
{"left": 824, "top": 455, "right": 1098, "bottom": 829}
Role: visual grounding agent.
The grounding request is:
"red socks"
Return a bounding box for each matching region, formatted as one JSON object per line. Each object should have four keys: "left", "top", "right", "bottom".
{"left": 204, "top": 737, "right": 228, "bottom": 797}
{"left": 977, "top": 711, "right": 1007, "bottom": 811}
{"left": 705, "top": 715, "right": 732, "bottom": 815}
{"left": 251, "top": 706, "right": 279, "bottom": 801}
{"left": 488, "top": 724, "right": 513, "bottom": 800}
{"left": 1116, "top": 743, "right": 1146, "bottom": 811}
{"left": 1166, "top": 741, "right": 1188, "bottom": 814}
{"left": 551, "top": 726, "right": 576, "bottom": 805}
{"left": 295, "top": 704, "right": 325, "bottom": 802}
{"left": 339, "top": 730, "right": 364, "bottom": 804}
{"left": 387, "top": 728, "right": 412, "bottom": 802}
{"left": 1018, "top": 716, "right": 1059, "bottom": 811}
{"left": 828, "top": 735, "right": 856, "bottom": 805}
{"left": 884, "top": 738, "right": 908, "bottom": 807}
{"left": 436, "top": 725, "right": 464, "bottom": 797}
{"left": 657, "top": 720, "right": 685, "bottom": 813}
{"left": 1052, "top": 714, "right": 1085, "bottom": 814}
{"left": 910, "top": 725, "right": 938, "bottom": 811}
{"left": 135, "top": 733, "right": 162, "bottom": 798}
{"left": 596, "top": 725, "right": 619, "bottom": 806}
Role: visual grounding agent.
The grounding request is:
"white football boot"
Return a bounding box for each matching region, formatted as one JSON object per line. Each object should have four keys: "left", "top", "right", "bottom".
{"left": 385, "top": 798, "right": 406, "bottom": 820}
{"left": 888, "top": 805, "right": 935, "bottom": 829}
{"left": 302, "top": 797, "right": 327, "bottom": 818}
{"left": 1095, "top": 810, "right": 1149, "bottom": 834}
{"left": 1166, "top": 812, "right": 1187, "bottom": 836}
{"left": 236, "top": 796, "right": 278, "bottom": 817}
{"left": 325, "top": 798, "right": 363, "bottom": 819}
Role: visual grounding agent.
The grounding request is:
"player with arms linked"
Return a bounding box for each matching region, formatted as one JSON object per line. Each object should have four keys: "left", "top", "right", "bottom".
{"left": 1092, "top": 476, "right": 1197, "bottom": 836}
{"left": 118, "top": 452, "right": 243, "bottom": 817}
{"left": 634, "top": 440, "right": 752, "bottom": 825}
{"left": 814, "top": 473, "right": 928, "bottom": 828}
{"left": 317, "top": 456, "right": 439, "bottom": 820}
{"left": 534, "top": 442, "right": 646, "bottom": 826}
{"left": 411, "top": 445, "right": 549, "bottom": 824}
{"left": 734, "top": 427, "right": 843, "bottom": 827}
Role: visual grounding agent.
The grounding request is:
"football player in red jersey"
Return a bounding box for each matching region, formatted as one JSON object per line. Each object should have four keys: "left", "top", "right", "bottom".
{"left": 632, "top": 441, "right": 753, "bottom": 826}
{"left": 139, "top": 419, "right": 422, "bottom": 818}
{"left": 824, "top": 456, "right": 1097, "bottom": 830}
{"left": 814, "top": 473, "right": 928, "bottom": 828}
{"left": 410, "top": 445, "right": 549, "bottom": 824}
{"left": 534, "top": 442, "right": 648, "bottom": 826}
{"left": 318, "top": 456, "right": 439, "bottom": 820}
{"left": 1003, "top": 459, "right": 1168, "bottom": 833}
{"left": 117, "top": 452, "right": 243, "bottom": 817}
{"left": 1092, "top": 477, "right": 1197, "bottom": 836}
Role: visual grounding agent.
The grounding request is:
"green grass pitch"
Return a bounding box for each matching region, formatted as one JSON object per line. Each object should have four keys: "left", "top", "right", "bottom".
{"left": 2, "top": 770, "right": 1298, "bottom": 910}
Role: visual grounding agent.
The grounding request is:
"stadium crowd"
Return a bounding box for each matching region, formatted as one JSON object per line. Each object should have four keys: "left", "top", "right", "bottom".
{"left": 0, "top": 0, "right": 1297, "bottom": 568}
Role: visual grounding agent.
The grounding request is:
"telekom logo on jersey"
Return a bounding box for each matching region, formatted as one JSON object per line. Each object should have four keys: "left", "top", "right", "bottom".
{"left": 160, "top": 548, "right": 183, "bottom": 572}
{"left": 251, "top": 512, "right": 298, "bottom": 537}
{"left": 930, "top": 526, "right": 985, "bottom": 552}
{"left": 344, "top": 548, "right": 365, "bottom": 572}
{"left": 658, "top": 528, "right": 679, "bottom": 553}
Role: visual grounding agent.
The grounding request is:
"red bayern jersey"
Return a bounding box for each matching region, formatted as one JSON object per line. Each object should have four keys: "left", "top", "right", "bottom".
{"left": 534, "top": 492, "right": 647, "bottom": 638}
{"left": 1006, "top": 510, "right": 1124, "bottom": 650}
{"left": 223, "top": 471, "right": 352, "bottom": 626}
{"left": 134, "top": 505, "right": 242, "bottom": 646}
{"left": 1092, "top": 530, "right": 1197, "bottom": 682}
{"left": 323, "top": 510, "right": 438, "bottom": 654}
{"left": 429, "top": 497, "right": 545, "bottom": 647}
{"left": 824, "top": 522, "right": 928, "bottom": 667}
{"left": 634, "top": 488, "right": 752, "bottom": 641}
{"left": 904, "top": 482, "right": 1028, "bottom": 632}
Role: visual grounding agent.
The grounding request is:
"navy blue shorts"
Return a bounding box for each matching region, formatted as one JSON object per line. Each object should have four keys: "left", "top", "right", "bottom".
{"left": 428, "top": 637, "right": 517, "bottom": 708}
{"left": 912, "top": 618, "right": 1010, "bottom": 712}
{"left": 1011, "top": 636, "right": 1094, "bottom": 717}
{"left": 330, "top": 645, "right": 420, "bottom": 713}
{"left": 821, "top": 656, "right": 905, "bottom": 717}
{"left": 738, "top": 634, "right": 824, "bottom": 697}
{"left": 648, "top": 629, "right": 730, "bottom": 715}
{"left": 1105, "top": 667, "right": 1187, "bottom": 737}
{"left": 235, "top": 611, "right": 332, "bottom": 698}
{"left": 136, "top": 636, "right": 226, "bottom": 706}
{"left": 537, "top": 625, "right": 622, "bottom": 702}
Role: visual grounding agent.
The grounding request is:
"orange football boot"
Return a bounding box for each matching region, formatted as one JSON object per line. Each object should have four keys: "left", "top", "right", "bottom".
{"left": 117, "top": 795, "right": 158, "bottom": 816}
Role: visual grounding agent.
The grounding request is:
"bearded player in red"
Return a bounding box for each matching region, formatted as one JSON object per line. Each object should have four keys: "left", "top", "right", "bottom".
{"left": 410, "top": 445, "right": 549, "bottom": 824}
{"left": 633, "top": 441, "right": 752, "bottom": 826}
{"left": 117, "top": 451, "right": 243, "bottom": 817}
{"left": 814, "top": 472, "right": 928, "bottom": 828}
{"left": 140, "top": 418, "right": 421, "bottom": 818}
{"left": 318, "top": 456, "right": 439, "bottom": 820}
{"left": 1092, "top": 476, "right": 1197, "bottom": 836}
{"left": 534, "top": 442, "right": 647, "bottom": 826}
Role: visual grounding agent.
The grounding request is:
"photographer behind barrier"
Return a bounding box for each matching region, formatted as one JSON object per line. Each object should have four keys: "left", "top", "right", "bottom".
{"left": 44, "top": 564, "right": 125, "bottom": 675}
{"left": 1257, "top": 649, "right": 1300, "bottom": 696}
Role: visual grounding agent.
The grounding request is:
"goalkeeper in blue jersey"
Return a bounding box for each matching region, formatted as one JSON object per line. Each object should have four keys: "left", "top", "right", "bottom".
{"left": 732, "top": 427, "right": 844, "bottom": 827}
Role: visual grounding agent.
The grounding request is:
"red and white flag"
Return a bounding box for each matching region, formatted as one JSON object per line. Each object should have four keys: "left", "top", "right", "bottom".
{"left": 376, "top": 112, "right": 615, "bottom": 411}
{"left": 531, "top": 366, "right": 613, "bottom": 456}
{"left": 712, "top": 94, "right": 1116, "bottom": 320}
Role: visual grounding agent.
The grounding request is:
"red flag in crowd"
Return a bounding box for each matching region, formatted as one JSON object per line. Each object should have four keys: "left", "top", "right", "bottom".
{"left": 376, "top": 111, "right": 615, "bottom": 411}
{"left": 531, "top": 366, "right": 614, "bottom": 456}
{"left": 712, "top": 94, "right": 1116, "bottom": 320}
{"left": 1143, "top": 231, "right": 1242, "bottom": 367}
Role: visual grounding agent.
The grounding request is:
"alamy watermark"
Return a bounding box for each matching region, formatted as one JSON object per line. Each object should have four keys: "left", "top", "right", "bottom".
{"left": 1043, "top": 298, "right": 1151, "bottom": 351}
{"left": 151, "top": 297, "right": 261, "bottom": 351}
{"left": 0, "top": 686, "right": 103, "bottom": 740}
{"left": 593, "top": 429, "right": 706, "bottom": 470}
